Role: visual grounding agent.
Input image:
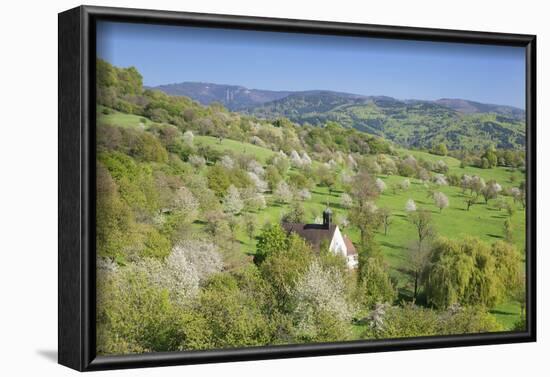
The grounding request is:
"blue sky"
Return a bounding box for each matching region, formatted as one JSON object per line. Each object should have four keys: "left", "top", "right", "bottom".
{"left": 97, "top": 21, "right": 526, "bottom": 108}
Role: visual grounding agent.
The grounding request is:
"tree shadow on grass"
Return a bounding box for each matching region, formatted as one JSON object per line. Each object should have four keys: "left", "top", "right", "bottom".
{"left": 396, "top": 266, "right": 412, "bottom": 276}
{"left": 380, "top": 240, "right": 403, "bottom": 250}
{"left": 489, "top": 309, "right": 516, "bottom": 316}
{"left": 491, "top": 214, "right": 507, "bottom": 219}
{"left": 330, "top": 202, "right": 349, "bottom": 211}
{"left": 311, "top": 190, "right": 327, "bottom": 196}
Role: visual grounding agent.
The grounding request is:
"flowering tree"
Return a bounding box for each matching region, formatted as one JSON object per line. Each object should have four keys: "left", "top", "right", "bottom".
{"left": 347, "top": 154, "right": 358, "bottom": 170}
{"left": 340, "top": 193, "right": 353, "bottom": 209}
{"left": 433, "top": 191, "right": 449, "bottom": 212}
{"left": 433, "top": 174, "right": 448, "bottom": 186}
{"left": 435, "top": 160, "right": 449, "bottom": 173}
{"left": 274, "top": 181, "right": 293, "bottom": 204}
{"left": 400, "top": 178, "right": 411, "bottom": 190}
{"left": 249, "top": 135, "right": 266, "bottom": 147}
{"left": 297, "top": 188, "right": 312, "bottom": 201}
{"left": 301, "top": 152, "right": 312, "bottom": 166}
{"left": 158, "top": 254, "right": 200, "bottom": 305}
{"left": 220, "top": 155, "right": 235, "bottom": 170}
{"left": 375, "top": 178, "right": 387, "bottom": 193}
{"left": 291, "top": 261, "right": 353, "bottom": 341}
{"left": 405, "top": 199, "right": 417, "bottom": 212}
{"left": 182, "top": 130, "right": 194, "bottom": 146}
{"left": 336, "top": 214, "right": 349, "bottom": 228}
{"left": 341, "top": 172, "right": 354, "bottom": 186}
{"left": 289, "top": 150, "right": 303, "bottom": 168}
{"left": 247, "top": 159, "right": 265, "bottom": 177}
{"left": 223, "top": 185, "right": 244, "bottom": 215}
{"left": 418, "top": 168, "right": 430, "bottom": 183}
{"left": 173, "top": 186, "right": 199, "bottom": 220}
{"left": 173, "top": 240, "right": 223, "bottom": 281}
{"left": 188, "top": 155, "right": 206, "bottom": 169}
{"left": 249, "top": 193, "right": 267, "bottom": 210}
{"left": 481, "top": 180, "right": 502, "bottom": 203}
{"left": 160, "top": 240, "right": 223, "bottom": 305}
{"left": 248, "top": 172, "right": 268, "bottom": 193}
{"left": 461, "top": 174, "right": 472, "bottom": 193}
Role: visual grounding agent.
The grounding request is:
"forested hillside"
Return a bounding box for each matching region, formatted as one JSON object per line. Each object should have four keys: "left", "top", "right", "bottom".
{"left": 245, "top": 92, "right": 525, "bottom": 150}
{"left": 96, "top": 59, "right": 527, "bottom": 355}
{"left": 151, "top": 81, "right": 526, "bottom": 150}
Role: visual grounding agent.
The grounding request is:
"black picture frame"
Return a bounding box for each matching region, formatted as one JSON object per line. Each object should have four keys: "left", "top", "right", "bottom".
{"left": 58, "top": 5, "right": 537, "bottom": 372}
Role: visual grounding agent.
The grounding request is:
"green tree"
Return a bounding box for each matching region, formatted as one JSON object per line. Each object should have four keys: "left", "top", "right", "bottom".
{"left": 317, "top": 165, "right": 336, "bottom": 195}
{"left": 197, "top": 273, "right": 274, "bottom": 348}
{"left": 408, "top": 209, "right": 435, "bottom": 253}
{"left": 265, "top": 165, "right": 283, "bottom": 191}
{"left": 378, "top": 207, "right": 392, "bottom": 236}
{"left": 483, "top": 145, "right": 498, "bottom": 168}
{"left": 244, "top": 214, "right": 256, "bottom": 241}
{"left": 503, "top": 219, "right": 514, "bottom": 243}
{"left": 431, "top": 142, "right": 448, "bottom": 156}
{"left": 348, "top": 170, "right": 381, "bottom": 247}
{"left": 423, "top": 237, "right": 518, "bottom": 309}
{"left": 96, "top": 263, "right": 187, "bottom": 354}
{"left": 260, "top": 233, "right": 313, "bottom": 311}
{"left": 356, "top": 257, "right": 396, "bottom": 309}
{"left": 96, "top": 163, "right": 135, "bottom": 260}
{"left": 207, "top": 164, "right": 231, "bottom": 197}
{"left": 281, "top": 201, "right": 306, "bottom": 223}
{"left": 255, "top": 223, "right": 288, "bottom": 264}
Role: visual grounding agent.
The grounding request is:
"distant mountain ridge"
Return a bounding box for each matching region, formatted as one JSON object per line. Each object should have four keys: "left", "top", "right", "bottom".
{"left": 434, "top": 98, "right": 525, "bottom": 119}
{"left": 149, "top": 82, "right": 292, "bottom": 110}
{"left": 150, "top": 81, "right": 525, "bottom": 117}
{"left": 150, "top": 82, "right": 525, "bottom": 150}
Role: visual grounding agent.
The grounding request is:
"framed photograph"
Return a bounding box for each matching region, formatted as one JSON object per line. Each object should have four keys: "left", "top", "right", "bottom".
{"left": 58, "top": 5, "right": 536, "bottom": 371}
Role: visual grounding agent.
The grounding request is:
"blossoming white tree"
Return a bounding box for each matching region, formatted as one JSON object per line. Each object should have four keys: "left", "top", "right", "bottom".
{"left": 433, "top": 191, "right": 449, "bottom": 212}
{"left": 297, "top": 188, "right": 312, "bottom": 201}
{"left": 223, "top": 185, "right": 244, "bottom": 215}
{"left": 291, "top": 262, "right": 353, "bottom": 339}
{"left": 173, "top": 240, "right": 223, "bottom": 281}
{"left": 220, "top": 155, "right": 235, "bottom": 170}
{"left": 188, "top": 155, "right": 206, "bottom": 169}
{"left": 173, "top": 186, "right": 199, "bottom": 221}
{"left": 290, "top": 150, "right": 303, "bottom": 168}
{"left": 340, "top": 193, "right": 353, "bottom": 209}
{"left": 274, "top": 181, "right": 293, "bottom": 204}
{"left": 301, "top": 152, "right": 312, "bottom": 166}
{"left": 182, "top": 130, "right": 194, "bottom": 146}
{"left": 247, "top": 159, "right": 265, "bottom": 177}
{"left": 159, "top": 240, "right": 223, "bottom": 305}
{"left": 405, "top": 199, "right": 417, "bottom": 212}
{"left": 248, "top": 172, "right": 268, "bottom": 193}
{"left": 433, "top": 174, "right": 448, "bottom": 186}
{"left": 375, "top": 178, "right": 387, "bottom": 193}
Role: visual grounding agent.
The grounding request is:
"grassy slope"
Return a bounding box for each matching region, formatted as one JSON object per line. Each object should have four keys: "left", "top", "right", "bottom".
{"left": 396, "top": 148, "right": 523, "bottom": 188}
{"left": 99, "top": 107, "right": 526, "bottom": 330}
{"left": 97, "top": 106, "right": 158, "bottom": 129}
{"left": 194, "top": 135, "right": 277, "bottom": 163}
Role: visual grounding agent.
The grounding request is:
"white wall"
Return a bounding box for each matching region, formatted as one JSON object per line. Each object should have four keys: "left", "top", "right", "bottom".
{"left": 0, "top": 0, "right": 546, "bottom": 375}
{"left": 329, "top": 226, "right": 347, "bottom": 256}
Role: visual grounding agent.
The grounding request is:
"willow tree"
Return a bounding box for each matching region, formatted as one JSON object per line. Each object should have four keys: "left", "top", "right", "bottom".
{"left": 422, "top": 237, "right": 520, "bottom": 309}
